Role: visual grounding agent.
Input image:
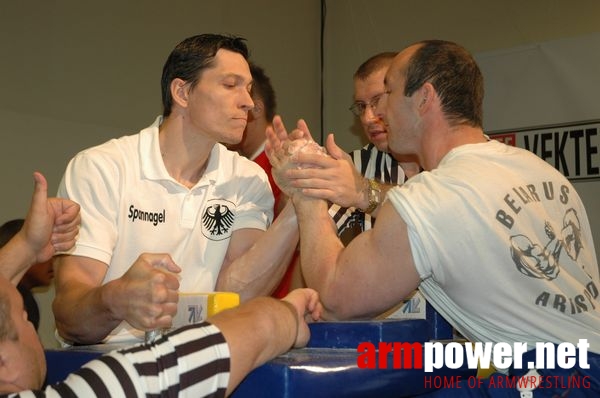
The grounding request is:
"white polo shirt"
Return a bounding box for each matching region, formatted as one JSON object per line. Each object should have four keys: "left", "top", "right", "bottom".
{"left": 58, "top": 116, "right": 273, "bottom": 342}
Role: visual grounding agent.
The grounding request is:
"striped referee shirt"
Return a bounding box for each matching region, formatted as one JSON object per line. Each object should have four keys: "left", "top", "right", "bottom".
{"left": 329, "top": 143, "right": 406, "bottom": 245}
{"left": 6, "top": 322, "right": 230, "bottom": 398}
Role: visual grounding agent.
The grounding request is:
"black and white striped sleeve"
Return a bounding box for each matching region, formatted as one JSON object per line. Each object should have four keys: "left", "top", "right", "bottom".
{"left": 10, "top": 322, "right": 230, "bottom": 398}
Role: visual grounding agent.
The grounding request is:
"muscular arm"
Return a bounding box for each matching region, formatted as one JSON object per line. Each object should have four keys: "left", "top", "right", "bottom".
{"left": 294, "top": 196, "right": 421, "bottom": 320}
{"left": 211, "top": 288, "right": 321, "bottom": 395}
{"left": 53, "top": 253, "right": 181, "bottom": 344}
{"left": 53, "top": 255, "right": 121, "bottom": 344}
{"left": 215, "top": 200, "right": 298, "bottom": 302}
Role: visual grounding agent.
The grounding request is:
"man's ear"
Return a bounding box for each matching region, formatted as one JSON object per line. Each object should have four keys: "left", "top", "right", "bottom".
{"left": 170, "top": 78, "right": 190, "bottom": 108}
{"left": 251, "top": 99, "right": 264, "bottom": 117}
{"left": 416, "top": 82, "right": 435, "bottom": 113}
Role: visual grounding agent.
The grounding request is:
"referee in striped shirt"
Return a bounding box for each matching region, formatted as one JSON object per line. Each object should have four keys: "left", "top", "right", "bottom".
{"left": 331, "top": 52, "right": 421, "bottom": 245}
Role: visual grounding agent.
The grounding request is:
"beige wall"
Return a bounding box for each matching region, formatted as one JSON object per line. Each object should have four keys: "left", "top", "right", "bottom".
{"left": 0, "top": 0, "right": 321, "bottom": 223}
{"left": 1, "top": 0, "right": 599, "bottom": 347}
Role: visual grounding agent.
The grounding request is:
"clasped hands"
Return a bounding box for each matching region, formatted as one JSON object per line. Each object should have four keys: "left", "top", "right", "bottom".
{"left": 265, "top": 115, "right": 366, "bottom": 208}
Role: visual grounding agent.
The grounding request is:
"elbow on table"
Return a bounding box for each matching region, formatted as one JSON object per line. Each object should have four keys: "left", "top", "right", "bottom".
{"left": 318, "top": 292, "right": 367, "bottom": 321}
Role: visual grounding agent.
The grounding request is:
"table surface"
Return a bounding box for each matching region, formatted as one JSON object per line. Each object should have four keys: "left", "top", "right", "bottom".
{"left": 45, "top": 319, "right": 476, "bottom": 397}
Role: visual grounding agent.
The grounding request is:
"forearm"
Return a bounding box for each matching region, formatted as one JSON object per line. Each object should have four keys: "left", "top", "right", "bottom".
{"left": 216, "top": 202, "right": 299, "bottom": 301}
{"left": 209, "top": 296, "right": 298, "bottom": 395}
{"left": 294, "top": 197, "right": 345, "bottom": 318}
{"left": 0, "top": 233, "right": 37, "bottom": 284}
{"left": 53, "top": 277, "right": 123, "bottom": 344}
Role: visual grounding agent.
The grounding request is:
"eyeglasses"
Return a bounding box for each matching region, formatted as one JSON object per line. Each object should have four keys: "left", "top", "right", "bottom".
{"left": 349, "top": 93, "right": 385, "bottom": 117}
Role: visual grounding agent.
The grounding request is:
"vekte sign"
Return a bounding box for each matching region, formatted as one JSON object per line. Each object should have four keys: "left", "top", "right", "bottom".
{"left": 489, "top": 121, "right": 600, "bottom": 181}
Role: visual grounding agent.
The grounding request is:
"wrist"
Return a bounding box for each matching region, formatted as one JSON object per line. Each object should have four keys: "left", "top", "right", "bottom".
{"left": 292, "top": 192, "right": 326, "bottom": 212}
{"left": 101, "top": 279, "right": 124, "bottom": 322}
{"left": 14, "top": 231, "right": 39, "bottom": 267}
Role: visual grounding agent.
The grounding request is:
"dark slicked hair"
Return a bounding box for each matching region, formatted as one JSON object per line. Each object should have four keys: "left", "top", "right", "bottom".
{"left": 354, "top": 51, "right": 398, "bottom": 81}
{"left": 249, "top": 63, "right": 277, "bottom": 122}
{"left": 161, "top": 34, "right": 250, "bottom": 117}
{"left": 404, "top": 40, "right": 483, "bottom": 128}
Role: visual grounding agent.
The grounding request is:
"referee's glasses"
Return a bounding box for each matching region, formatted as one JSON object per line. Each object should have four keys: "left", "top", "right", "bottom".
{"left": 349, "top": 92, "right": 385, "bottom": 117}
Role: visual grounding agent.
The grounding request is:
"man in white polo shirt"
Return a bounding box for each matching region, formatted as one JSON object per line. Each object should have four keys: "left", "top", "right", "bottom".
{"left": 53, "top": 34, "right": 299, "bottom": 344}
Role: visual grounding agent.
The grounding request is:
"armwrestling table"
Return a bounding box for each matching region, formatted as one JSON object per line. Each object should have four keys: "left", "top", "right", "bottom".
{"left": 45, "top": 303, "right": 476, "bottom": 397}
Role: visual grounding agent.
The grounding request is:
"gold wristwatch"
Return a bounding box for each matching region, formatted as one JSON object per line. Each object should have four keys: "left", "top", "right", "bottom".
{"left": 363, "top": 178, "right": 382, "bottom": 214}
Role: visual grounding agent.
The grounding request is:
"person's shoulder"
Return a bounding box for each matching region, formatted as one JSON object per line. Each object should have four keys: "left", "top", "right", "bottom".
{"left": 75, "top": 117, "right": 158, "bottom": 160}
{"left": 78, "top": 131, "right": 142, "bottom": 159}
{"left": 63, "top": 133, "right": 143, "bottom": 179}
{"left": 72, "top": 131, "right": 137, "bottom": 156}
{"left": 452, "top": 139, "right": 534, "bottom": 161}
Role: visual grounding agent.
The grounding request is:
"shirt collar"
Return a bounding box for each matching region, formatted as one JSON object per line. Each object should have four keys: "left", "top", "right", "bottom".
{"left": 140, "top": 115, "right": 221, "bottom": 189}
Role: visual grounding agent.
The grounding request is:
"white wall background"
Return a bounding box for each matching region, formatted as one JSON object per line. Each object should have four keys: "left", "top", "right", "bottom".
{"left": 476, "top": 32, "right": 600, "bottom": 260}
{"left": 1, "top": 0, "right": 599, "bottom": 347}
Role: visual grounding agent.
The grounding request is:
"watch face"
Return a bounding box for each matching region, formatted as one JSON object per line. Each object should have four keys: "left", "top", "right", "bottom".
{"left": 370, "top": 180, "right": 382, "bottom": 201}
